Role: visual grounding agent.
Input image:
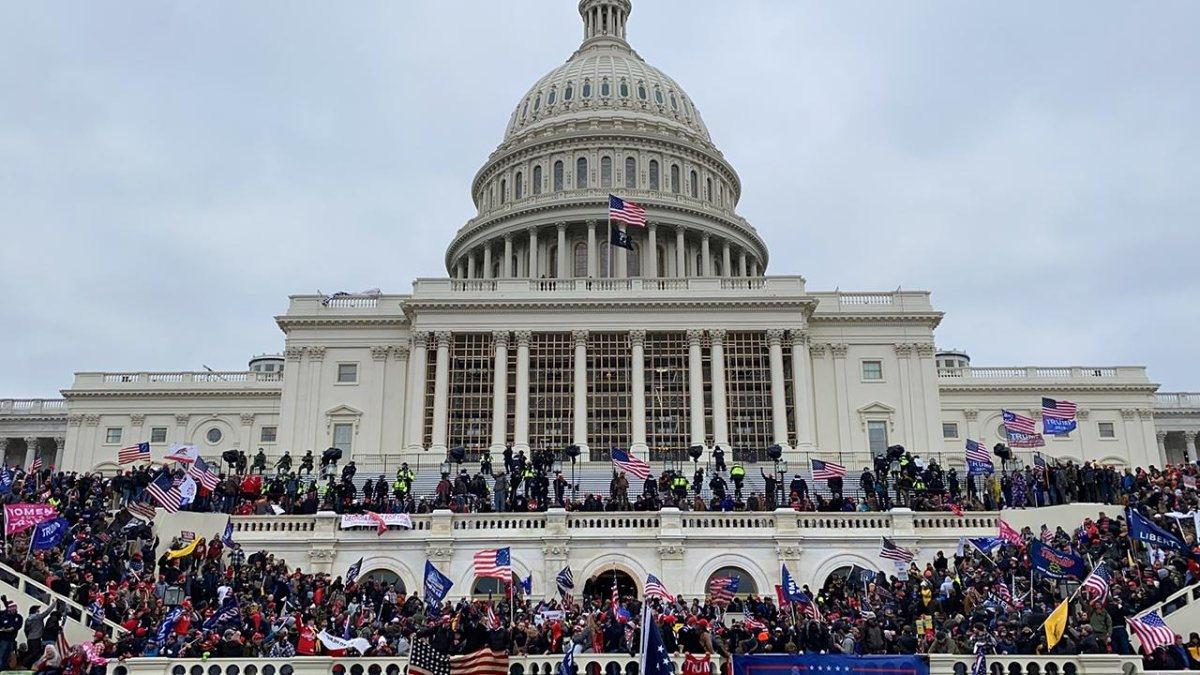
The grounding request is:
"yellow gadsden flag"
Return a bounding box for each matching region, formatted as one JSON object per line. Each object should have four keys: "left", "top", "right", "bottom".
{"left": 166, "top": 537, "right": 200, "bottom": 560}
{"left": 1045, "top": 598, "right": 1069, "bottom": 649}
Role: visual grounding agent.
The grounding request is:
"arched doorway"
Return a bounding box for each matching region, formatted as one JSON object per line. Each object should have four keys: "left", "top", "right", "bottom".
{"left": 821, "top": 564, "right": 877, "bottom": 593}
{"left": 583, "top": 569, "right": 637, "bottom": 600}
{"left": 361, "top": 569, "right": 406, "bottom": 594}
{"left": 471, "top": 574, "right": 516, "bottom": 598}
{"left": 705, "top": 566, "right": 756, "bottom": 597}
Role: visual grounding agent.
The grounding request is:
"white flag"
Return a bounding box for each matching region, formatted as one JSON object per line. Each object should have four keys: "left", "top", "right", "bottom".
{"left": 316, "top": 630, "right": 371, "bottom": 654}
{"left": 178, "top": 475, "right": 197, "bottom": 506}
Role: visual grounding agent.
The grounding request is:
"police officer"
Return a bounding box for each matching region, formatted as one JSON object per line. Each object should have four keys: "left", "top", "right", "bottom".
{"left": 299, "top": 450, "right": 314, "bottom": 476}
{"left": 396, "top": 462, "right": 415, "bottom": 494}
{"left": 275, "top": 451, "right": 292, "bottom": 475}
{"left": 730, "top": 463, "right": 746, "bottom": 499}
{"left": 712, "top": 445, "right": 727, "bottom": 472}
{"left": 671, "top": 473, "right": 689, "bottom": 501}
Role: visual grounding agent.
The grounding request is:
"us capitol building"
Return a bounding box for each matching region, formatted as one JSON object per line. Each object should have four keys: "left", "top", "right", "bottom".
{"left": 3, "top": 0, "right": 1197, "bottom": 481}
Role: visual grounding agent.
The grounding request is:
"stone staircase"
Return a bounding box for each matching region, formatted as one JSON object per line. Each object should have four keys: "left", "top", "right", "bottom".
{"left": 0, "top": 562, "right": 125, "bottom": 645}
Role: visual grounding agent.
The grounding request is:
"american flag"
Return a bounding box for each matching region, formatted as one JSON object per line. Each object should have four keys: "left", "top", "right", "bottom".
{"left": 810, "top": 458, "right": 847, "bottom": 480}
{"left": 187, "top": 456, "right": 220, "bottom": 490}
{"left": 1002, "top": 410, "right": 1037, "bottom": 434}
{"left": 708, "top": 575, "right": 740, "bottom": 605}
{"left": 451, "top": 648, "right": 509, "bottom": 675}
{"left": 1081, "top": 562, "right": 1112, "bottom": 604}
{"left": 994, "top": 580, "right": 1021, "bottom": 608}
{"left": 645, "top": 574, "right": 675, "bottom": 602}
{"left": 965, "top": 439, "right": 991, "bottom": 464}
{"left": 485, "top": 606, "right": 501, "bottom": 630}
{"left": 408, "top": 639, "right": 451, "bottom": 675}
{"left": 1128, "top": 611, "right": 1176, "bottom": 653}
{"left": 1041, "top": 397, "right": 1077, "bottom": 420}
{"left": 126, "top": 502, "right": 157, "bottom": 521}
{"left": 998, "top": 518, "right": 1023, "bottom": 545}
{"left": 610, "top": 448, "right": 650, "bottom": 480}
{"left": 795, "top": 591, "right": 822, "bottom": 622}
{"left": 880, "top": 537, "right": 915, "bottom": 562}
{"left": 608, "top": 194, "right": 647, "bottom": 228}
{"left": 556, "top": 566, "right": 575, "bottom": 604}
{"left": 971, "top": 649, "right": 986, "bottom": 675}
{"left": 29, "top": 456, "right": 42, "bottom": 472}
{"left": 473, "top": 548, "right": 511, "bottom": 580}
{"left": 145, "top": 469, "right": 181, "bottom": 513}
{"left": 118, "top": 442, "right": 151, "bottom": 465}
{"left": 1040, "top": 524, "right": 1054, "bottom": 544}
{"left": 743, "top": 617, "right": 766, "bottom": 631}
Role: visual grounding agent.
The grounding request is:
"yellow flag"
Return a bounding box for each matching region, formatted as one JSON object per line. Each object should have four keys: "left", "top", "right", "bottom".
{"left": 166, "top": 537, "right": 200, "bottom": 560}
{"left": 1045, "top": 598, "right": 1069, "bottom": 649}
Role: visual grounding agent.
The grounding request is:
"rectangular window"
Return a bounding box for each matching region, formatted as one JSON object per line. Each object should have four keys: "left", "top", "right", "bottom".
{"left": 447, "top": 333, "right": 494, "bottom": 461}
{"left": 867, "top": 420, "right": 888, "bottom": 456}
{"left": 1098, "top": 422, "right": 1116, "bottom": 438}
{"left": 105, "top": 427, "right": 123, "bottom": 444}
{"left": 337, "top": 363, "right": 358, "bottom": 383}
{"left": 645, "top": 332, "right": 690, "bottom": 461}
{"left": 942, "top": 422, "right": 959, "bottom": 439}
{"left": 260, "top": 426, "right": 278, "bottom": 443}
{"left": 725, "top": 331, "right": 773, "bottom": 463}
{"left": 150, "top": 427, "right": 167, "bottom": 443}
{"left": 587, "top": 332, "right": 631, "bottom": 459}
{"left": 530, "top": 333, "right": 573, "bottom": 456}
{"left": 333, "top": 423, "right": 353, "bottom": 452}
{"left": 862, "top": 360, "right": 883, "bottom": 381}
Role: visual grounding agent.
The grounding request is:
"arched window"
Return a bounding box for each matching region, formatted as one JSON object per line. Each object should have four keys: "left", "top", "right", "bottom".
{"left": 533, "top": 93, "right": 541, "bottom": 112}
{"left": 600, "top": 156, "right": 612, "bottom": 188}
{"left": 576, "top": 157, "right": 588, "bottom": 188}
{"left": 670, "top": 164, "right": 681, "bottom": 193}
{"left": 601, "top": 79, "right": 610, "bottom": 97}
{"left": 637, "top": 83, "right": 647, "bottom": 100}
{"left": 706, "top": 177, "right": 713, "bottom": 202}
{"left": 521, "top": 99, "right": 529, "bottom": 119}
{"left": 619, "top": 80, "right": 629, "bottom": 98}
{"left": 548, "top": 245, "right": 558, "bottom": 278}
{"left": 670, "top": 93, "right": 678, "bottom": 110}
{"left": 694, "top": 253, "right": 703, "bottom": 275}
{"left": 533, "top": 165, "right": 543, "bottom": 195}
{"left": 573, "top": 242, "right": 588, "bottom": 277}
{"left": 553, "top": 161, "right": 564, "bottom": 191}
{"left": 548, "top": 87, "right": 556, "bottom": 105}
{"left": 689, "top": 170, "right": 698, "bottom": 198}
{"left": 582, "top": 80, "right": 592, "bottom": 98}
{"left": 625, "top": 157, "right": 637, "bottom": 189}
{"left": 649, "top": 160, "right": 660, "bottom": 190}
{"left": 514, "top": 172, "right": 523, "bottom": 200}
{"left": 629, "top": 242, "right": 642, "bottom": 277}
{"left": 499, "top": 179, "right": 507, "bottom": 204}
{"left": 656, "top": 246, "right": 667, "bottom": 277}
{"left": 654, "top": 87, "right": 664, "bottom": 105}
{"left": 564, "top": 82, "right": 574, "bottom": 101}
{"left": 598, "top": 242, "right": 611, "bottom": 278}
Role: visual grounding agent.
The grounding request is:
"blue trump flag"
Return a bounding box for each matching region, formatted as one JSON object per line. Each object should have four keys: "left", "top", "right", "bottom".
{"left": 30, "top": 518, "right": 70, "bottom": 551}
{"left": 781, "top": 564, "right": 804, "bottom": 602}
{"left": 1029, "top": 540, "right": 1087, "bottom": 579}
{"left": 1127, "top": 507, "right": 1188, "bottom": 553}
{"left": 424, "top": 560, "right": 453, "bottom": 605}
{"left": 202, "top": 597, "right": 241, "bottom": 631}
{"left": 735, "top": 654, "right": 928, "bottom": 675}
{"left": 0, "top": 467, "right": 12, "bottom": 496}
{"left": 558, "top": 646, "right": 574, "bottom": 675}
{"left": 154, "top": 606, "right": 184, "bottom": 644}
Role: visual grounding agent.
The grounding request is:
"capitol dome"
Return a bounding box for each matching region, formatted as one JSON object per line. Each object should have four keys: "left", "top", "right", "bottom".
{"left": 445, "top": 0, "right": 769, "bottom": 281}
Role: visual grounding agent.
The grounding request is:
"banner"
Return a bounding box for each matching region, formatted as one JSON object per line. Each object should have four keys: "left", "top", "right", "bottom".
{"left": 4, "top": 503, "right": 58, "bottom": 535}
{"left": 1043, "top": 417, "right": 1076, "bottom": 436}
{"left": 30, "top": 518, "right": 70, "bottom": 551}
{"left": 966, "top": 458, "right": 994, "bottom": 476}
{"left": 340, "top": 513, "right": 413, "bottom": 530}
{"left": 534, "top": 610, "right": 564, "bottom": 626}
{"left": 316, "top": 630, "right": 371, "bottom": 654}
{"left": 734, "top": 654, "right": 928, "bottom": 675}
{"left": 1127, "top": 507, "right": 1189, "bottom": 553}
{"left": 166, "top": 536, "right": 201, "bottom": 560}
{"left": 1029, "top": 540, "right": 1086, "bottom": 579}
{"left": 1006, "top": 430, "right": 1045, "bottom": 448}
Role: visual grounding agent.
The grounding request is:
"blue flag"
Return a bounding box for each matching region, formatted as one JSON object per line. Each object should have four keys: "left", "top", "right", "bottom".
{"left": 520, "top": 574, "right": 533, "bottom": 596}
{"left": 1029, "top": 540, "right": 1087, "bottom": 579}
{"left": 424, "top": 560, "right": 454, "bottom": 605}
{"left": 154, "top": 606, "right": 184, "bottom": 644}
{"left": 1042, "top": 417, "right": 1076, "bottom": 436}
{"left": 781, "top": 564, "right": 804, "bottom": 602}
{"left": 1127, "top": 507, "right": 1188, "bottom": 553}
{"left": 222, "top": 520, "right": 240, "bottom": 550}
{"left": 966, "top": 536, "right": 1003, "bottom": 555}
{"left": 558, "top": 646, "right": 575, "bottom": 675}
{"left": 639, "top": 607, "right": 672, "bottom": 675}
{"left": 202, "top": 597, "right": 240, "bottom": 631}
{"left": 0, "top": 468, "right": 12, "bottom": 496}
{"left": 30, "top": 518, "right": 70, "bottom": 551}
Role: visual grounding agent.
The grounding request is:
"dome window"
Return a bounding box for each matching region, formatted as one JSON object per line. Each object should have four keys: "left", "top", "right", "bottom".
{"left": 637, "top": 83, "right": 647, "bottom": 100}
{"left": 533, "top": 165, "right": 543, "bottom": 195}
{"left": 500, "top": 179, "right": 507, "bottom": 204}
{"left": 619, "top": 80, "right": 629, "bottom": 98}
{"left": 601, "top": 156, "right": 612, "bottom": 188}
{"left": 624, "top": 157, "right": 637, "bottom": 189}
{"left": 670, "top": 164, "right": 681, "bottom": 194}
{"left": 575, "top": 157, "right": 588, "bottom": 188}
{"left": 706, "top": 177, "right": 713, "bottom": 202}
{"left": 670, "top": 93, "right": 678, "bottom": 110}
{"left": 514, "top": 172, "right": 523, "bottom": 200}
{"left": 649, "top": 160, "right": 660, "bottom": 190}
{"left": 533, "top": 93, "right": 541, "bottom": 112}
{"left": 654, "top": 87, "right": 663, "bottom": 105}
{"left": 548, "top": 88, "right": 556, "bottom": 105}
{"left": 601, "top": 79, "right": 610, "bottom": 97}
{"left": 564, "top": 83, "right": 574, "bottom": 101}
{"left": 689, "top": 170, "right": 698, "bottom": 198}
{"left": 553, "top": 161, "right": 564, "bottom": 191}
{"left": 521, "top": 99, "right": 529, "bottom": 119}
{"left": 582, "top": 80, "right": 592, "bottom": 99}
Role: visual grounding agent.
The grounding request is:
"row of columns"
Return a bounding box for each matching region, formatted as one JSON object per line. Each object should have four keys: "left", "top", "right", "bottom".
{"left": 0, "top": 436, "right": 62, "bottom": 469}
{"left": 414, "top": 328, "right": 816, "bottom": 459}
{"left": 454, "top": 222, "right": 762, "bottom": 280}
{"left": 1156, "top": 430, "right": 1198, "bottom": 463}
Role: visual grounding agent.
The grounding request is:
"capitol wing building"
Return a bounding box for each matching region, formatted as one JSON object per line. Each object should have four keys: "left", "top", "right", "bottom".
{"left": 7, "top": 0, "right": 1199, "bottom": 480}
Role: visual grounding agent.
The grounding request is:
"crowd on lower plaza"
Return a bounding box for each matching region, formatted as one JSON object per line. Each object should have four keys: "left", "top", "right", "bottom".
{"left": 0, "top": 458, "right": 1196, "bottom": 675}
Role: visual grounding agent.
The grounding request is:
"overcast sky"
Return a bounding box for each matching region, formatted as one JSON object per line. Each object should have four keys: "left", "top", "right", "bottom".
{"left": 2, "top": 0, "right": 1197, "bottom": 397}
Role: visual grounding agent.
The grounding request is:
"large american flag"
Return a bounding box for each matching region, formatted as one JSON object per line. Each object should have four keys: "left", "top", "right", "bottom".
{"left": 1128, "top": 611, "right": 1176, "bottom": 653}
{"left": 145, "top": 469, "right": 181, "bottom": 513}
{"left": 450, "top": 647, "right": 509, "bottom": 675}
{"left": 965, "top": 439, "right": 991, "bottom": 464}
{"left": 1041, "top": 397, "right": 1077, "bottom": 420}
{"left": 708, "top": 575, "right": 740, "bottom": 605}
{"left": 645, "top": 574, "right": 675, "bottom": 602}
{"left": 473, "top": 548, "right": 512, "bottom": 580}
{"left": 610, "top": 448, "right": 650, "bottom": 480}
{"left": 810, "top": 458, "right": 847, "bottom": 480}
{"left": 118, "top": 442, "right": 151, "bottom": 465}
{"left": 1081, "top": 562, "right": 1112, "bottom": 604}
{"left": 187, "top": 456, "right": 221, "bottom": 491}
{"left": 880, "top": 537, "right": 915, "bottom": 562}
{"left": 1002, "top": 410, "right": 1037, "bottom": 434}
{"left": 795, "top": 591, "right": 822, "bottom": 622}
{"left": 408, "top": 640, "right": 450, "bottom": 675}
{"left": 608, "top": 194, "right": 647, "bottom": 227}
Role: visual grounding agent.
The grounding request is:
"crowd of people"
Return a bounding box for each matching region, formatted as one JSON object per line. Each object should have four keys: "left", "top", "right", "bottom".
{"left": 0, "top": 455, "right": 1196, "bottom": 674}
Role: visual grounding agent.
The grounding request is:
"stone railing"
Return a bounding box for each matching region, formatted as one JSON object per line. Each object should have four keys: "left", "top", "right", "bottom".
{"left": 412, "top": 276, "right": 807, "bottom": 297}
{"left": 112, "top": 653, "right": 1142, "bottom": 675}
{"left": 0, "top": 399, "right": 67, "bottom": 415}
{"left": 0, "top": 561, "right": 126, "bottom": 640}
{"left": 71, "top": 371, "right": 284, "bottom": 388}
{"left": 1155, "top": 392, "right": 1200, "bottom": 409}
{"left": 809, "top": 290, "right": 936, "bottom": 314}
{"left": 938, "top": 366, "right": 1149, "bottom": 383}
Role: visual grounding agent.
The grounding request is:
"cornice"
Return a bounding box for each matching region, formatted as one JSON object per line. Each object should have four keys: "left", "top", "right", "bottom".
{"left": 275, "top": 315, "right": 409, "bottom": 331}
{"left": 938, "top": 383, "right": 1159, "bottom": 395}
{"left": 63, "top": 390, "right": 282, "bottom": 400}
{"left": 0, "top": 415, "right": 67, "bottom": 423}
{"left": 405, "top": 297, "right": 816, "bottom": 313}
{"left": 810, "top": 314, "right": 944, "bottom": 328}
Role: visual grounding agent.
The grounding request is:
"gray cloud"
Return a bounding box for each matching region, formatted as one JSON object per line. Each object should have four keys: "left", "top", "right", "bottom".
{"left": 1, "top": 0, "right": 1196, "bottom": 396}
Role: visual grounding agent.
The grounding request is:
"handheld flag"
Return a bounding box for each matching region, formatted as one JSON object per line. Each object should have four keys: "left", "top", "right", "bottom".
{"left": 118, "top": 442, "right": 151, "bottom": 465}
{"left": 880, "top": 537, "right": 915, "bottom": 562}
{"left": 1044, "top": 598, "right": 1069, "bottom": 649}
{"left": 1126, "top": 507, "right": 1189, "bottom": 553}
{"left": 645, "top": 573, "right": 674, "bottom": 602}
{"left": 519, "top": 574, "right": 533, "bottom": 596}
{"left": 998, "top": 519, "right": 1023, "bottom": 545}
{"left": 638, "top": 606, "right": 673, "bottom": 675}
{"left": 163, "top": 443, "right": 199, "bottom": 464}
{"left": 1003, "top": 410, "right": 1045, "bottom": 447}
{"left": 610, "top": 448, "right": 650, "bottom": 480}
{"left": 556, "top": 566, "right": 575, "bottom": 602}
{"left": 1128, "top": 611, "right": 1176, "bottom": 653}
{"left": 810, "top": 458, "right": 847, "bottom": 480}
{"left": 781, "top": 564, "right": 804, "bottom": 602}
{"left": 708, "top": 575, "right": 740, "bottom": 605}
{"left": 30, "top": 518, "right": 70, "bottom": 551}
{"left": 1081, "top": 562, "right": 1112, "bottom": 604}
{"left": 145, "top": 469, "right": 182, "bottom": 513}
{"left": 473, "top": 547, "right": 512, "bottom": 579}
{"left": 345, "top": 556, "right": 364, "bottom": 584}
{"left": 1041, "top": 398, "right": 1077, "bottom": 436}
{"left": 166, "top": 536, "right": 200, "bottom": 560}
{"left": 221, "top": 520, "right": 240, "bottom": 550}
{"left": 965, "top": 439, "right": 994, "bottom": 475}
{"left": 0, "top": 468, "right": 13, "bottom": 496}
{"left": 423, "top": 560, "right": 454, "bottom": 606}
{"left": 1029, "top": 540, "right": 1087, "bottom": 579}
{"left": 558, "top": 646, "right": 575, "bottom": 675}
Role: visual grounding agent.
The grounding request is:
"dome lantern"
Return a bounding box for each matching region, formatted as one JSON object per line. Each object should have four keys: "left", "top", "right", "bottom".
{"left": 579, "top": 0, "right": 631, "bottom": 45}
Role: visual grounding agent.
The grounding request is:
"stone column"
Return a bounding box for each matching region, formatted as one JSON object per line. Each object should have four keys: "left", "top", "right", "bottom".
{"left": 701, "top": 234, "right": 712, "bottom": 276}
{"left": 466, "top": 251, "right": 476, "bottom": 279}
{"left": 1156, "top": 431, "right": 1168, "bottom": 465}
{"left": 514, "top": 331, "right": 532, "bottom": 453}
{"left": 455, "top": 261, "right": 465, "bottom": 279}
{"left": 766, "top": 329, "right": 791, "bottom": 450}
{"left": 24, "top": 437, "right": 38, "bottom": 469}
{"left": 646, "top": 223, "right": 658, "bottom": 278}
{"left": 617, "top": 224, "right": 628, "bottom": 278}
{"left": 528, "top": 227, "right": 539, "bottom": 279}
{"left": 586, "top": 221, "right": 597, "bottom": 278}
{"left": 490, "top": 332, "right": 510, "bottom": 457}
{"left": 1187, "top": 432, "right": 1198, "bottom": 463}
{"left": 483, "top": 244, "right": 493, "bottom": 280}
{"left": 556, "top": 222, "right": 567, "bottom": 279}
{"left": 430, "top": 332, "right": 452, "bottom": 455}
{"left": 722, "top": 241, "right": 732, "bottom": 278}
{"left": 789, "top": 329, "right": 815, "bottom": 450}
{"left": 675, "top": 226, "right": 686, "bottom": 277}
{"left": 750, "top": 260, "right": 760, "bottom": 276}
{"left": 738, "top": 251, "right": 747, "bottom": 276}
{"left": 503, "top": 235, "right": 513, "bottom": 279}
{"left": 572, "top": 331, "right": 589, "bottom": 455}
{"left": 687, "top": 330, "right": 706, "bottom": 448}
{"left": 53, "top": 437, "right": 65, "bottom": 470}
{"left": 404, "top": 333, "right": 429, "bottom": 452}
{"left": 630, "top": 330, "right": 648, "bottom": 453}
{"left": 710, "top": 329, "right": 730, "bottom": 455}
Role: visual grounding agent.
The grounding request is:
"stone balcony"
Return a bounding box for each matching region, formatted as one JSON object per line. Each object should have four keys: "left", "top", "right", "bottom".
{"left": 0, "top": 399, "right": 66, "bottom": 416}
{"left": 938, "top": 365, "right": 1154, "bottom": 391}
{"left": 65, "top": 371, "right": 283, "bottom": 397}
{"left": 1156, "top": 392, "right": 1200, "bottom": 411}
